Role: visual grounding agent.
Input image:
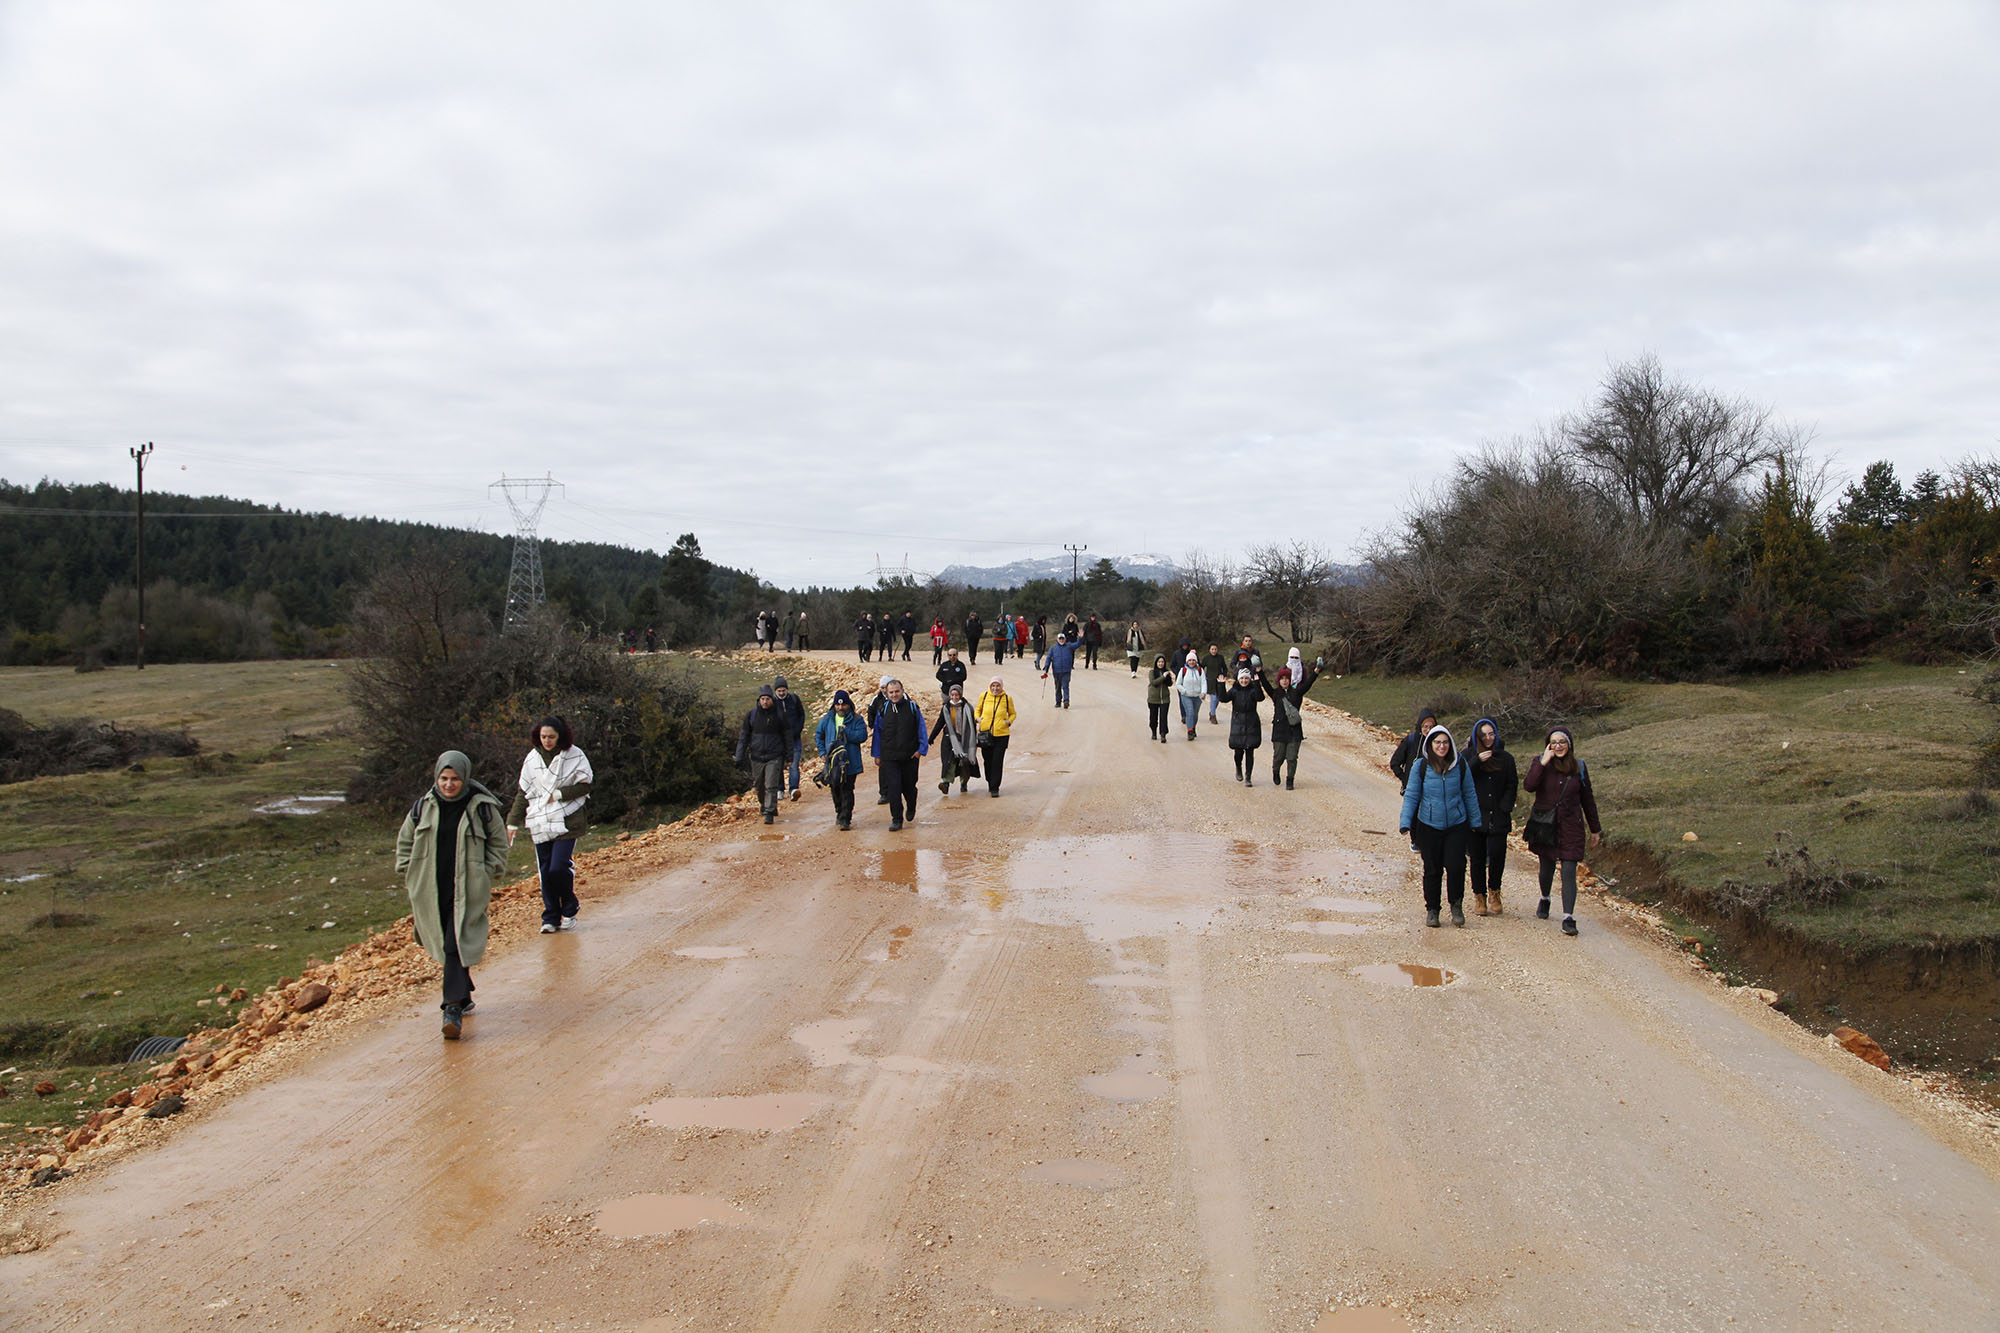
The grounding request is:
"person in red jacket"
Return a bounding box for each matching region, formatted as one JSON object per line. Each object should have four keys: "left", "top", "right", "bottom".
{"left": 929, "top": 617, "right": 949, "bottom": 665}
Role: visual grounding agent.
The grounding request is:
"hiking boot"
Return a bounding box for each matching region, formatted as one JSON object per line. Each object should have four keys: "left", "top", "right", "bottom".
{"left": 763, "top": 812, "right": 775, "bottom": 824}
{"left": 1562, "top": 917, "right": 1579, "bottom": 936}
{"left": 877, "top": 795, "right": 889, "bottom": 805}
{"left": 1474, "top": 894, "right": 1489, "bottom": 917}
{"left": 939, "top": 779, "right": 950, "bottom": 794}
{"left": 1425, "top": 909, "right": 1441, "bottom": 928}
{"left": 540, "top": 922, "right": 557, "bottom": 934}
{"left": 889, "top": 818, "right": 903, "bottom": 831}
{"left": 1450, "top": 905, "right": 1466, "bottom": 927}
{"left": 1187, "top": 729, "right": 1196, "bottom": 740}
{"left": 441, "top": 1006, "right": 463, "bottom": 1040}
{"left": 1285, "top": 777, "right": 1294, "bottom": 790}
{"left": 1490, "top": 888, "right": 1503, "bottom": 915}
{"left": 1536, "top": 898, "right": 1551, "bottom": 919}
{"left": 460, "top": 998, "right": 475, "bottom": 1014}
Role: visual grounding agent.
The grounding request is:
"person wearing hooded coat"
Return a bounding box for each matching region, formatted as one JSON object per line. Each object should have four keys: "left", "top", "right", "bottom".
{"left": 1523, "top": 725, "right": 1602, "bottom": 935}
{"left": 1388, "top": 705, "right": 1440, "bottom": 786}
{"left": 1174, "top": 651, "right": 1208, "bottom": 739}
{"left": 736, "top": 686, "right": 791, "bottom": 824}
{"left": 1462, "top": 717, "right": 1518, "bottom": 916}
{"left": 397, "top": 750, "right": 510, "bottom": 1039}
{"left": 813, "top": 690, "right": 868, "bottom": 830}
{"left": 507, "top": 715, "right": 593, "bottom": 933}
{"left": 1399, "top": 725, "right": 1482, "bottom": 927}
{"left": 929, "top": 681, "right": 981, "bottom": 795}
{"left": 1145, "top": 653, "right": 1174, "bottom": 742}
{"left": 1031, "top": 616, "right": 1049, "bottom": 669}
{"left": 1213, "top": 666, "right": 1269, "bottom": 784}
{"left": 870, "top": 678, "right": 930, "bottom": 830}
{"left": 1259, "top": 655, "right": 1323, "bottom": 788}
{"left": 855, "top": 612, "right": 874, "bottom": 661}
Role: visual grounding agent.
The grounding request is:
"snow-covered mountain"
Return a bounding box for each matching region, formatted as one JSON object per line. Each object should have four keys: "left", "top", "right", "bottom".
{"left": 935, "top": 553, "right": 1180, "bottom": 589}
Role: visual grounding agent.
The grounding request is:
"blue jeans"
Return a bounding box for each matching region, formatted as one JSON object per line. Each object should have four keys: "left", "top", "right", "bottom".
{"left": 535, "top": 837, "right": 579, "bottom": 926}
{"left": 786, "top": 737, "right": 802, "bottom": 793}
{"left": 1206, "top": 691, "right": 1218, "bottom": 722}
{"left": 1053, "top": 671, "right": 1072, "bottom": 706}
{"left": 1179, "top": 694, "right": 1202, "bottom": 731}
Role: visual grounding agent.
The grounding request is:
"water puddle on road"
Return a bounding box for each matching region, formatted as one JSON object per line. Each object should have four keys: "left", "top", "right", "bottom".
{"left": 866, "top": 847, "right": 984, "bottom": 898}
{"left": 634, "top": 1093, "right": 830, "bottom": 1132}
{"left": 1082, "top": 1069, "right": 1170, "bottom": 1103}
{"left": 887, "top": 924, "right": 912, "bottom": 959}
{"left": 1315, "top": 1307, "right": 1411, "bottom": 1332}
{"left": 1308, "top": 896, "right": 1387, "bottom": 912}
{"left": 1285, "top": 921, "right": 1371, "bottom": 936}
{"left": 1023, "top": 1159, "right": 1125, "bottom": 1191}
{"left": 596, "top": 1193, "right": 748, "bottom": 1236}
{"left": 1353, "top": 963, "right": 1459, "bottom": 988}
{"left": 990, "top": 1258, "right": 1089, "bottom": 1310}
{"left": 792, "top": 1017, "right": 871, "bottom": 1067}
{"left": 756, "top": 833, "right": 791, "bottom": 842}
{"left": 674, "top": 946, "right": 752, "bottom": 960}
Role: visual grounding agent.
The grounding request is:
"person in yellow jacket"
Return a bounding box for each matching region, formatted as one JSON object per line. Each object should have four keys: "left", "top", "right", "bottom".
{"left": 973, "top": 675, "right": 1017, "bottom": 797}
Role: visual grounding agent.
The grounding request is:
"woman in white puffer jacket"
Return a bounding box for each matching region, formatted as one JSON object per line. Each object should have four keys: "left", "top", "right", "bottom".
{"left": 506, "top": 715, "right": 594, "bottom": 934}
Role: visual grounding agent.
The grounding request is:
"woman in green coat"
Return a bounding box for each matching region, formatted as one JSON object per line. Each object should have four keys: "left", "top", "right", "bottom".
{"left": 396, "top": 750, "right": 510, "bottom": 1039}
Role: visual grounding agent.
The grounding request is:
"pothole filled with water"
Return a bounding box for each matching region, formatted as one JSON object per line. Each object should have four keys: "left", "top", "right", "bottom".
{"left": 595, "top": 1193, "right": 748, "bottom": 1236}
{"left": 990, "top": 1258, "right": 1089, "bottom": 1310}
{"left": 1352, "top": 963, "right": 1459, "bottom": 988}
{"left": 634, "top": 1093, "right": 830, "bottom": 1132}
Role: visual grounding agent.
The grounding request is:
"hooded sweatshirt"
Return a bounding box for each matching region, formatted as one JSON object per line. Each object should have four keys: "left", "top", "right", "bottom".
{"left": 1400, "top": 726, "right": 1482, "bottom": 832}
{"left": 1389, "top": 705, "right": 1439, "bottom": 785}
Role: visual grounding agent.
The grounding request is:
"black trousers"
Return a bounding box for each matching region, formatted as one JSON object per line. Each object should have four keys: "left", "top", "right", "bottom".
{"left": 901, "top": 632, "right": 914, "bottom": 658}
{"left": 436, "top": 875, "right": 474, "bottom": 1010}
{"left": 879, "top": 756, "right": 920, "bottom": 820}
{"left": 968, "top": 641, "right": 980, "bottom": 664}
{"left": 1467, "top": 828, "right": 1509, "bottom": 897}
{"left": 830, "top": 774, "right": 856, "bottom": 823}
{"left": 1084, "top": 643, "right": 1099, "bottom": 668}
{"left": 797, "top": 632, "right": 809, "bottom": 650}
{"left": 858, "top": 640, "right": 871, "bottom": 660}
{"left": 1148, "top": 702, "right": 1169, "bottom": 738}
{"left": 1539, "top": 855, "right": 1579, "bottom": 914}
{"left": 980, "top": 735, "right": 1008, "bottom": 792}
{"left": 1411, "top": 819, "right": 1471, "bottom": 911}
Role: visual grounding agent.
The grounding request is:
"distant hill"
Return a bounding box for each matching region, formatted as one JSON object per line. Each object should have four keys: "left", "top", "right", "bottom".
{"left": 937, "top": 553, "right": 1180, "bottom": 588}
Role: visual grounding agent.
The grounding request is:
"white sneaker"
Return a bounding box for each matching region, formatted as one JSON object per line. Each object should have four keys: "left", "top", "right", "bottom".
{"left": 562, "top": 916, "right": 577, "bottom": 931}
{"left": 539, "top": 923, "right": 557, "bottom": 934}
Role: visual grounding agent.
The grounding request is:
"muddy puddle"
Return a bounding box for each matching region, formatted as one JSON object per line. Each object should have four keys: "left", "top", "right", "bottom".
{"left": 887, "top": 924, "right": 912, "bottom": 958}
{"left": 1082, "top": 1063, "right": 1170, "bottom": 1103}
{"left": 674, "top": 946, "right": 751, "bottom": 960}
{"left": 866, "top": 847, "right": 984, "bottom": 897}
{"left": 1022, "top": 1159, "right": 1125, "bottom": 1191}
{"left": 634, "top": 1092, "right": 830, "bottom": 1132}
{"left": 253, "top": 794, "right": 345, "bottom": 816}
{"left": 792, "top": 1017, "right": 871, "bottom": 1067}
{"left": 1353, "top": 963, "right": 1459, "bottom": 988}
{"left": 990, "top": 1258, "right": 1089, "bottom": 1310}
{"left": 596, "top": 1193, "right": 748, "bottom": 1236}
{"left": 1286, "top": 920, "right": 1371, "bottom": 936}
{"left": 1316, "top": 1307, "right": 1411, "bottom": 1332}
{"left": 755, "top": 833, "right": 791, "bottom": 842}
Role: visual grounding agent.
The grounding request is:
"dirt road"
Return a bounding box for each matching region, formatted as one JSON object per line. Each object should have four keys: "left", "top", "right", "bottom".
{"left": 7, "top": 649, "right": 2000, "bottom": 1330}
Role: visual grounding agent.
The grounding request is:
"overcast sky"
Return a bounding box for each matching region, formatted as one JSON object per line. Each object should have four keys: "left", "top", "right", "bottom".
{"left": 1, "top": 2, "right": 1995, "bottom": 588}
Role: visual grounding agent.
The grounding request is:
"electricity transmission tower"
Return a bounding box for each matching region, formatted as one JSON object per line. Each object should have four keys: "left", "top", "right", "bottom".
{"left": 491, "top": 473, "right": 564, "bottom": 632}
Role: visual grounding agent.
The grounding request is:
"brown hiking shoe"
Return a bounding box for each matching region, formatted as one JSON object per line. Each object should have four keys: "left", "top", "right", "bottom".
{"left": 1474, "top": 894, "right": 1489, "bottom": 917}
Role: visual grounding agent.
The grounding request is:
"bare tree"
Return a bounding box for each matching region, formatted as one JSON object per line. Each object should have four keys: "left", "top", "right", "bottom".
{"left": 1562, "top": 354, "right": 1786, "bottom": 537}
{"left": 1155, "top": 549, "right": 1249, "bottom": 651}
{"left": 1244, "top": 541, "right": 1336, "bottom": 643}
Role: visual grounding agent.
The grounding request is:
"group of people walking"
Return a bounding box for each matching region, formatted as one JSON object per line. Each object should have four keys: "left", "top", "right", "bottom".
{"left": 805, "top": 673, "right": 1018, "bottom": 831}
{"left": 1391, "top": 706, "right": 1603, "bottom": 934}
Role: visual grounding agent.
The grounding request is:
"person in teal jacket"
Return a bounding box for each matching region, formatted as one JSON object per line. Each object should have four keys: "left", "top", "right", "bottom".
{"left": 1399, "top": 725, "right": 1482, "bottom": 928}
{"left": 812, "top": 690, "right": 869, "bottom": 830}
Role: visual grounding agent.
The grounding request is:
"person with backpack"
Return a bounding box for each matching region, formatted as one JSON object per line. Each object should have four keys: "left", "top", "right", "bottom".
{"left": 974, "top": 675, "right": 1017, "bottom": 796}
{"left": 930, "top": 681, "right": 981, "bottom": 796}
{"left": 506, "top": 715, "right": 593, "bottom": 934}
{"left": 964, "top": 610, "right": 984, "bottom": 665}
{"left": 1044, "top": 630, "right": 1077, "bottom": 708}
{"left": 1399, "top": 725, "right": 1482, "bottom": 928}
{"left": 870, "top": 678, "right": 930, "bottom": 831}
{"left": 772, "top": 675, "right": 806, "bottom": 801}
{"left": 1145, "top": 653, "right": 1174, "bottom": 742}
{"left": 1175, "top": 650, "right": 1208, "bottom": 739}
{"left": 1082, "top": 615, "right": 1104, "bottom": 669}
{"left": 1125, "top": 621, "right": 1147, "bottom": 675}
{"left": 735, "top": 686, "right": 791, "bottom": 825}
{"left": 1388, "top": 704, "right": 1440, "bottom": 786}
{"left": 1260, "top": 656, "right": 1322, "bottom": 788}
{"left": 1523, "top": 726, "right": 1602, "bottom": 936}
{"left": 992, "top": 614, "right": 1011, "bottom": 664}
{"left": 1214, "top": 666, "right": 1269, "bottom": 784}
{"left": 813, "top": 690, "right": 868, "bottom": 830}
{"left": 929, "top": 616, "right": 950, "bottom": 665}
{"left": 1463, "top": 717, "right": 1518, "bottom": 916}
{"left": 397, "top": 750, "right": 510, "bottom": 1040}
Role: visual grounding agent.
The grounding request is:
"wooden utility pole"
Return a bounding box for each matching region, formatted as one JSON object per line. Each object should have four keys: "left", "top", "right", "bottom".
{"left": 1064, "top": 543, "right": 1088, "bottom": 613}
{"left": 130, "top": 442, "right": 153, "bottom": 669}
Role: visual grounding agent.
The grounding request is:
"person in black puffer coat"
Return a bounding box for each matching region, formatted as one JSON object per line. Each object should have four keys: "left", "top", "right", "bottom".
{"left": 735, "top": 687, "right": 791, "bottom": 824}
{"left": 1462, "top": 716, "right": 1517, "bottom": 915}
{"left": 1259, "top": 656, "right": 1322, "bottom": 789}
{"left": 1388, "top": 704, "right": 1439, "bottom": 786}
{"left": 1213, "top": 666, "right": 1268, "bottom": 785}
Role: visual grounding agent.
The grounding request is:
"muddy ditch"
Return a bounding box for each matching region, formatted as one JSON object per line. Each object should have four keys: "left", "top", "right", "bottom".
{"left": 1595, "top": 840, "right": 2000, "bottom": 1087}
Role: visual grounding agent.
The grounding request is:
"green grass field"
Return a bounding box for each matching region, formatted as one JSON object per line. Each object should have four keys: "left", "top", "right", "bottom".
{"left": 0, "top": 653, "right": 778, "bottom": 1148}
{"left": 1290, "top": 650, "right": 2000, "bottom": 952}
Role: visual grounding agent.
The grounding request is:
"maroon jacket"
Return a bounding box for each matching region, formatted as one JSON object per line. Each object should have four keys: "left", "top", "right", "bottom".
{"left": 1523, "top": 757, "right": 1601, "bottom": 861}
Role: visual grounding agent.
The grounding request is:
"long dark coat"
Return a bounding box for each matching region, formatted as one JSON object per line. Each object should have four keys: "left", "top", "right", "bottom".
{"left": 1214, "top": 679, "right": 1268, "bottom": 750}
{"left": 1523, "top": 756, "right": 1601, "bottom": 861}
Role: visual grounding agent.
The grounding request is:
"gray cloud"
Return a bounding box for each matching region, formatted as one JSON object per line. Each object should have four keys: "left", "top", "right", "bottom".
{"left": 2, "top": 1, "right": 1995, "bottom": 587}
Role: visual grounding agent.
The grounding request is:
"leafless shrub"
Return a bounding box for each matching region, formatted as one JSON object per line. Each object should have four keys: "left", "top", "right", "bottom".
{"left": 1244, "top": 541, "right": 1335, "bottom": 643}
{"left": 1154, "top": 550, "right": 1250, "bottom": 651}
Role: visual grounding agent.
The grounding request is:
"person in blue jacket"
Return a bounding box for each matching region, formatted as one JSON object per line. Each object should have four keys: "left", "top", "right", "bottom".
{"left": 1399, "top": 724, "right": 1482, "bottom": 928}
{"left": 1043, "top": 631, "right": 1078, "bottom": 708}
{"left": 812, "top": 690, "right": 869, "bottom": 830}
